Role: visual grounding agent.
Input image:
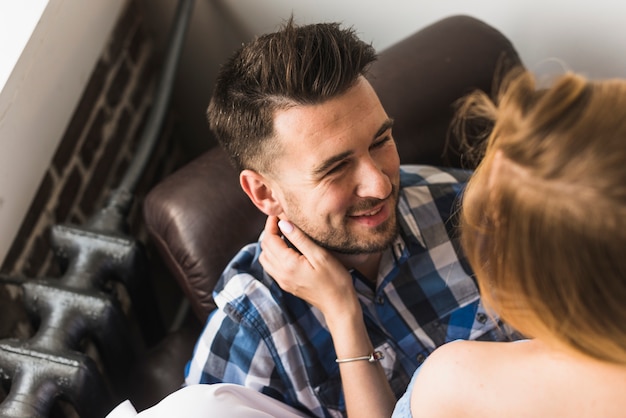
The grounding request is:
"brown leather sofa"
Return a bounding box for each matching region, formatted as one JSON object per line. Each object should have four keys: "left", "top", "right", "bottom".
{"left": 133, "top": 14, "right": 522, "bottom": 410}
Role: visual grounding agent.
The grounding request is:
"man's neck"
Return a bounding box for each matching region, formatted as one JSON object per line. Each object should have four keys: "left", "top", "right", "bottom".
{"left": 333, "top": 252, "right": 382, "bottom": 284}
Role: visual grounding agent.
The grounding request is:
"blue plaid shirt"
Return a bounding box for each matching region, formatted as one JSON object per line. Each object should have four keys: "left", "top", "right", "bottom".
{"left": 185, "top": 165, "right": 515, "bottom": 417}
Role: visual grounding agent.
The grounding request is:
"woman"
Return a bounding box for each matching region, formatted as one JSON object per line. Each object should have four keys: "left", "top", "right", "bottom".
{"left": 260, "top": 69, "right": 626, "bottom": 417}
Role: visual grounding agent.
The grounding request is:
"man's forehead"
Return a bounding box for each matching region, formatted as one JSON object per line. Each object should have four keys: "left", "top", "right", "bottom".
{"left": 269, "top": 78, "right": 389, "bottom": 172}
{"left": 269, "top": 124, "right": 334, "bottom": 176}
{"left": 273, "top": 78, "right": 381, "bottom": 132}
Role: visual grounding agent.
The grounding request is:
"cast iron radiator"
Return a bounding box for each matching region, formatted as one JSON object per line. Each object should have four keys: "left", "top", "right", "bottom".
{"left": 0, "top": 0, "right": 194, "bottom": 416}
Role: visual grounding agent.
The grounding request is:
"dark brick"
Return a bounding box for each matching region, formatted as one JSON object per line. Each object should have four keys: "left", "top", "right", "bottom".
{"left": 129, "top": 105, "right": 151, "bottom": 154}
{"left": 113, "top": 107, "right": 132, "bottom": 146}
{"left": 131, "top": 57, "right": 156, "bottom": 110}
{"left": 93, "top": 108, "right": 135, "bottom": 199}
{"left": 127, "top": 115, "right": 145, "bottom": 157}
{"left": 53, "top": 129, "right": 81, "bottom": 176}
{"left": 106, "top": 1, "right": 139, "bottom": 63}
{"left": 22, "top": 233, "right": 50, "bottom": 278}
{"left": 134, "top": 117, "right": 175, "bottom": 196}
{"left": 79, "top": 151, "right": 115, "bottom": 217}
{"left": 128, "top": 24, "right": 147, "bottom": 64}
{"left": 104, "top": 110, "right": 132, "bottom": 168}
{"left": 1, "top": 171, "right": 54, "bottom": 274}
{"left": 106, "top": 58, "right": 132, "bottom": 107}
{"left": 44, "top": 257, "right": 62, "bottom": 278}
{"left": 0, "top": 284, "right": 33, "bottom": 339}
{"left": 53, "top": 59, "right": 110, "bottom": 172}
{"left": 79, "top": 179, "right": 103, "bottom": 217}
{"left": 112, "top": 154, "right": 131, "bottom": 188}
{"left": 54, "top": 166, "right": 82, "bottom": 223}
{"left": 79, "top": 108, "right": 108, "bottom": 169}
{"left": 100, "top": 128, "right": 126, "bottom": 179}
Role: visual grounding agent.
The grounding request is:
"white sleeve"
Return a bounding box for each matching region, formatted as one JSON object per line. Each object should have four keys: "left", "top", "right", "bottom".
{"left": 107, "top": 384, "right": 309, "bottom": 418}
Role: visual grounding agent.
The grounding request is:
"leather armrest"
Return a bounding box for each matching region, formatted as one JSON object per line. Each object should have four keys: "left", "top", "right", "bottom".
{"left": 144, "top": 147, "right": 265, "bottom": 322}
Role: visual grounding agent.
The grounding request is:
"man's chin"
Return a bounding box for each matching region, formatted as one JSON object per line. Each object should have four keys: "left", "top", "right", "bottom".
{"left": 329, "top": 242, "right": 391, "bottom": 255}
{"left": 317, "top": 228, "right": 398, "bottom": 255}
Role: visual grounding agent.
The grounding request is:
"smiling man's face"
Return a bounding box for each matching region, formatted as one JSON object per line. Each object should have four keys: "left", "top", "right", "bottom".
{"left": 267, "top": 77, "right": 401, "bottom": 254}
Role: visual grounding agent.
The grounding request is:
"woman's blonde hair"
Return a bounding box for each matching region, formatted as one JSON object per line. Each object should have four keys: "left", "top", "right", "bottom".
{"left": 458, "top": 68, "right": 626, "bottom": 363}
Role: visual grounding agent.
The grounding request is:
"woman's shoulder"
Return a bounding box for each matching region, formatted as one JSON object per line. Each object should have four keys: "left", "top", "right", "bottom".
{"left": 407, "top": 340, "right": 510, "bottom": 417}
{"left": 409, "top": 339, "right": 626, "bottom": 417}
{"left": 417, "top": 338, "right": 527, "bottom": 376}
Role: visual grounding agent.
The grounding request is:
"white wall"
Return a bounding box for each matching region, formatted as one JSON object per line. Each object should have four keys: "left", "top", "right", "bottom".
{"left": 0, "top": 0, "right": 126, "bottom": 264}
{"left": 218, "top": 0, "right": 626, "bottom": 79}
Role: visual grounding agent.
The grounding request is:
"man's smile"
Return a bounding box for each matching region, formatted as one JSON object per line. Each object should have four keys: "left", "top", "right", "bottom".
{"left": 349, "top": 203, "right": 384, "bottom": 218}
{"left": 348, "top": 201, "right": 391, "bottom": 227}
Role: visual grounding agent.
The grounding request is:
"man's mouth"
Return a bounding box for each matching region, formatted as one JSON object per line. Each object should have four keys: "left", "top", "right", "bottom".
{"left": 348, "top": 203, "right": 389, "bottom": 227}
{"left": 351, "top": 205, "right": 384, "bottom": 218}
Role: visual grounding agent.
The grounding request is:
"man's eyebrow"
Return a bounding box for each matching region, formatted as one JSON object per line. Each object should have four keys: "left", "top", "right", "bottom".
{"left": 375, "top": 118, "right": 394, "bottom": 139}
{"left": 312, "top": 118, "right": 395, "bottom": 177}
{"left": 312, "top": 150, "right": 353, "bottom": 177}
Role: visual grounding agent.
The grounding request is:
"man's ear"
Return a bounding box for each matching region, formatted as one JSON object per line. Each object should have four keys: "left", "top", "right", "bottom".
{"left": 240, "top": 169, "right": 283, "bottom": 216}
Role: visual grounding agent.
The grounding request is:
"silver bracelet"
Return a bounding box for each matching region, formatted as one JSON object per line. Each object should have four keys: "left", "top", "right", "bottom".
{"left": 335, "top": 351, "right": 384, "bottom": 364}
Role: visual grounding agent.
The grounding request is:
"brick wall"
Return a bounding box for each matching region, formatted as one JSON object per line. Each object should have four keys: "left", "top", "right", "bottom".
{"left": 0, "top": 1, "right": 186, "bottom": 340}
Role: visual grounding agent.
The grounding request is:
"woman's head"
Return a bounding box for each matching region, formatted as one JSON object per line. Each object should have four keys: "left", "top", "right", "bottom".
{"left": 459, "top": 69, "right": 626, "bottom": 363}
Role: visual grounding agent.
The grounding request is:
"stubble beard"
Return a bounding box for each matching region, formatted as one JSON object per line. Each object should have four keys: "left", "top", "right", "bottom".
{"left": 311, "top": 214, "right": 399, "bottom": 255}
{"left": 289, "top": 188, "right": 400, "bottom": 255}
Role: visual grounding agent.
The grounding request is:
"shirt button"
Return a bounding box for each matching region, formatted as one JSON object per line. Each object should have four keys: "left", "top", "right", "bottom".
{"left": 416, "top": 354, "right": 426, "bottom": 364}
{"left": 376, "top": 295, "right": 385, "bottom": 305}
{"left": 476, "top": 312, "right": 488, "bottom": 324}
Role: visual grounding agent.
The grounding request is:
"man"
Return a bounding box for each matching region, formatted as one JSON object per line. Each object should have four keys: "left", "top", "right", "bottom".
{"left": 184, "top": 18, "right": 518, "bottom": 417}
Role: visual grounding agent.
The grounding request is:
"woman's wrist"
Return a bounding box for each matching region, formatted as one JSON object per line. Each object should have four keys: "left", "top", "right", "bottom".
{"left": 327, "top": 312, "right": 375, "bottom": 359}
{"left": 324, "top": 299, "right": 363, "bottom": 333}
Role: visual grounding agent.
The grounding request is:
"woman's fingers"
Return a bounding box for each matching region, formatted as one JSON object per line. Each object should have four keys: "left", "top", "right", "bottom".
{"left": 260, "top": 216, "right": 309, "bottom": 294}
{"left": 277, "top": 220, "right": 342, "bottom": 270}
{"left": 259, "top": 216, "right": 348, "bottom": 303}
{"left": 260, "top": 216, "right": 303, "bottom": 270}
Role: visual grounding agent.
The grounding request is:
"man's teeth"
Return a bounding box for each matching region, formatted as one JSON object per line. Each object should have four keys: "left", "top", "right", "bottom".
{"left": 361, "top": 207, "right": 382, "bottom": 216}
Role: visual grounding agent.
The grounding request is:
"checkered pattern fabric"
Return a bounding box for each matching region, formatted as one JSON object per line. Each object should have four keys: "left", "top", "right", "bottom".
{"left": 184, "top": 165, "right": 515, "bottom": 417}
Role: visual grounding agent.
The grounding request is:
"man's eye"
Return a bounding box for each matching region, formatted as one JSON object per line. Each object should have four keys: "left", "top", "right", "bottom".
{"left": 327, "top": 162, "right": 348, "bottom": 175}
{"left": 371, "top": 136, "right": 392, "bottom": 149}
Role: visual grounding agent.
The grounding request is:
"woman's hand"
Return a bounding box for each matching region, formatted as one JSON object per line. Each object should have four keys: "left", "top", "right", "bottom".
{"left": 259, "top": 216, "right": 359, "bottom": 319}
{"left": 260, "top": 216, "right": 396, "bottom": 417}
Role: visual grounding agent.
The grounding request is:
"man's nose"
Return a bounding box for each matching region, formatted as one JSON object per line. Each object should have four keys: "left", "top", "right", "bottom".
{"left": 355, "top": 158, "right": 392, "bottom": 199}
